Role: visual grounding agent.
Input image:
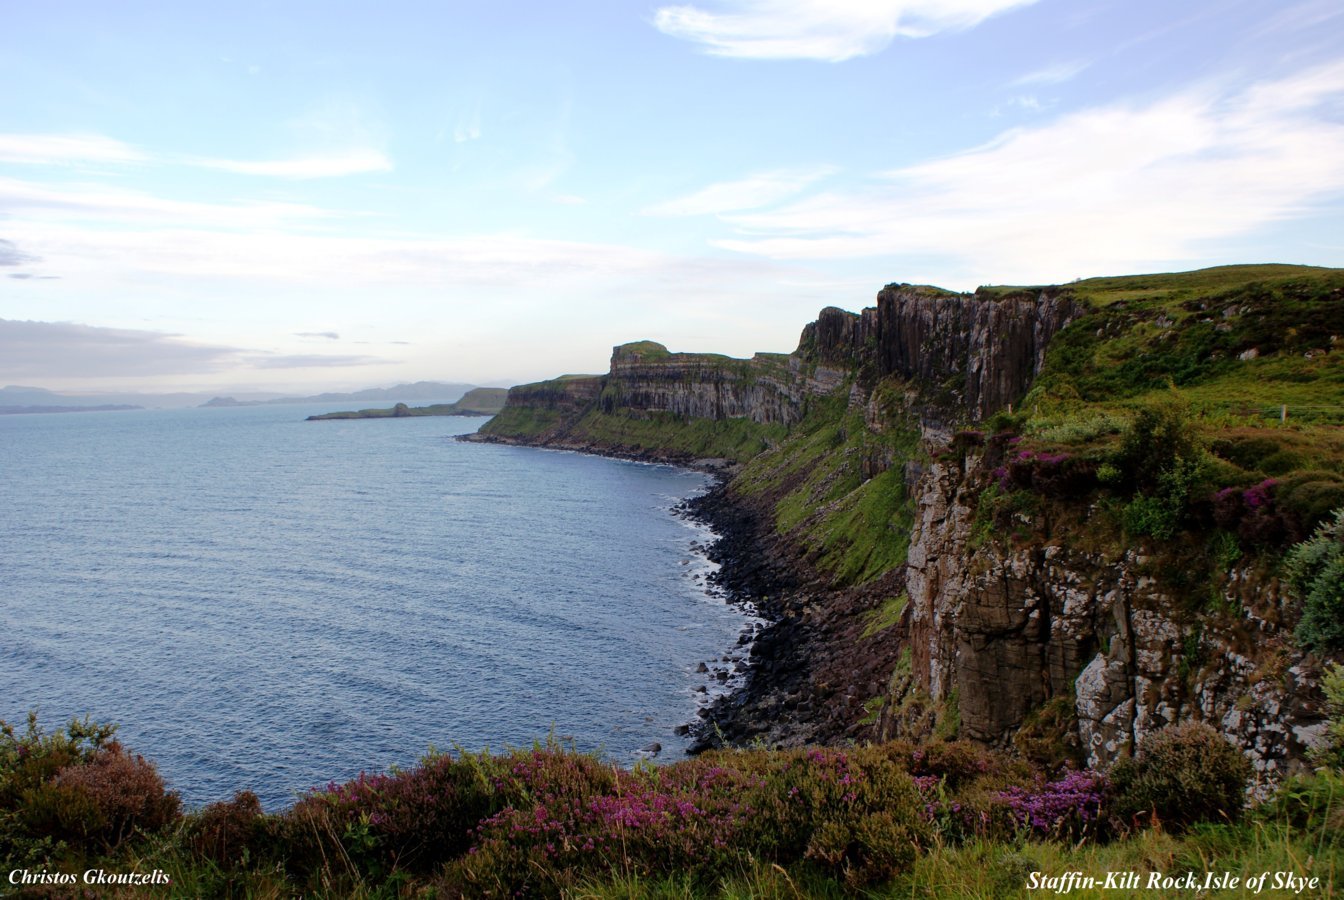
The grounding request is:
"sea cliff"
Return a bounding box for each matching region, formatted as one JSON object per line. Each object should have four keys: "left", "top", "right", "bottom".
{"left": 466, "top": 265, "right": 1344, "bottom": 781}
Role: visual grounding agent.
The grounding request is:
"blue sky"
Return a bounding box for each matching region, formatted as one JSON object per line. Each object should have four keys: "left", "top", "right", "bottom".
{"left": 3, "top": 0, "right": 1342, "bottom": 392}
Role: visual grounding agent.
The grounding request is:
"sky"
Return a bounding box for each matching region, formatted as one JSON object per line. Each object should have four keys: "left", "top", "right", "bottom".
{"left": 2, "top": 0, "right": 1343, "bottom": 394}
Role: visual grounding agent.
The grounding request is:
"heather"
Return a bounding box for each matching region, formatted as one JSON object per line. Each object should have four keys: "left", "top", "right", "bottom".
{"left": 4, "top": 717, "right": 1341, "bottom": 897}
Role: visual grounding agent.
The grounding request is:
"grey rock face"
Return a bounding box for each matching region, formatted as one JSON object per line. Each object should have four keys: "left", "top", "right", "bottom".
{"left": 901, "top": 453, "right": 1327, "bottom": 780}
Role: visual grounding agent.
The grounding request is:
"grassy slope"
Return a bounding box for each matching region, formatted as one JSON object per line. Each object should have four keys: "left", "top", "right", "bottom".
{"left": 1025, "top": 264, "right": 1344, "bottom": 424}
{"left": 734, "top": 387, "right": 921, "bottom": 587}
{"left": 1007, "top": 265, "right": 1344, "bottom": 535}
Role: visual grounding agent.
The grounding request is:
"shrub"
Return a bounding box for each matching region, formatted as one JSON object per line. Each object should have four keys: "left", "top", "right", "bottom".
{"left": 904, "top": 740, "right": 1000, "bottom": 788}
{"left": 188, "top": 790, "right": 265, "bottom": 866}
{"left": 1115, "top": 402, "right": 1198, "bottom": 493}
{"left": 1317, "top": 664, "right": 1344, "bottom": 771}
{"left": 997, "top": 769, "right": 1109, "bottom": 839}
{"left": 21, "top": 741, "right": 180, "bottom": 852}
{"left": 1110, "top": 722, "right": 1252, "bottom": 832}
{"left": 1286, "top": 509, "right": 1344, "bottom": 654}
{"left": 1, "top": 715, "right": 180, "bottom": 863}
{"left": 1277, "top": 471, "right": 1344, "bottom": 534}
{"left": 441, "top": 744, "right": 935, "bottom": 895}
{"left": 283, "top": 747, "right": 511, "bottom": 882}
{"left": 1123, "top": 455, "right": 1205, "bottom": 540}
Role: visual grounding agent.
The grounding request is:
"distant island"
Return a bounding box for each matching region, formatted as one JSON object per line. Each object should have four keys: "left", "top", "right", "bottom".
{"left": 305, "top": 387, "right": 508, "bottom": 420}
{"left": 0, "top": 381, "right": 487, "bottom": 411}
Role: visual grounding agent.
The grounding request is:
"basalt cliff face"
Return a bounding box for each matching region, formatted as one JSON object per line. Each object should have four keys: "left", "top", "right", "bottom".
{"left": 468, "top": 268, "right": 1341, "bottom": 781}
{"left": 800, "top": 286, "right": 1080, "bottom": 422}
{"left": 478, "top": 283, "right": 1081, "bottom": 455}
{"left": 898, "top": 452, "right": 1325, "bottom": 784}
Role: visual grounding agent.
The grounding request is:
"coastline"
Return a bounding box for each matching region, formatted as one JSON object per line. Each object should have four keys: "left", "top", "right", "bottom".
{"left": 459, "top": 430, "right": 898, "bottom": 756}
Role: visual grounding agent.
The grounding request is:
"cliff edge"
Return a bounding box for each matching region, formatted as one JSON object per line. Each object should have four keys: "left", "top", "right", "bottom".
{"left": 465, "top": 264, "right": 1344, "bottom": 782}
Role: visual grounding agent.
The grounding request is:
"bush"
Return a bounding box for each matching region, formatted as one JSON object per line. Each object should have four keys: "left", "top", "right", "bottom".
{"left": 997, "top": 769, "right": 1109, "bottom": 840}
{"left": 188, "top": 790, "right": 265, "bottom": 866}
{"left": 0, "top": 714, "right": 178, "bottom": 864}
{"left": 282, "top": 747, "right": 510, "bottom": 883}
{"left": 440, "top": 744, "right": 935, "bottom": 895}
{"left": 1277, "top": 472, "right": 1344, "bottom": 534}
{"left": 1286, "top": 509, "right": 1344, "bottom": 654}
{"left": 1316, "top": 664, "right": 1344, "bottom": 771}
{"left": 1115, "top": 402, "right": 1198, "bottom": 493}
{"left": 1110, "top": 722, "right": 1252, "bottom": 832}
{"left": 1123, "top": 455, "right": 1205, "bottom": 540}
{"left": 19, "top": 741, "right": 180, "bottom": 852}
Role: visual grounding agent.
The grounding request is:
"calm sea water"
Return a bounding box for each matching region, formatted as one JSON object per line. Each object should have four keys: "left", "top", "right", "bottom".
{"left": 0, "top": 405, "right": 749, "bottom": 809}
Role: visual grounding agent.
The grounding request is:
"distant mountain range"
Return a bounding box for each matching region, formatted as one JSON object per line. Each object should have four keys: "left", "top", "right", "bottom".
{"left": 200, "top": 381, "right": 477, "bottom": 408}
{"left": 0, "top": 382, "right": 480, "bottom": 414}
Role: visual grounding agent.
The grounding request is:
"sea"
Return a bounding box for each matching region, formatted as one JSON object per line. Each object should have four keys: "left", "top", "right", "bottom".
{"left": 0, "top": 405, "right": 753, "bottom": 809}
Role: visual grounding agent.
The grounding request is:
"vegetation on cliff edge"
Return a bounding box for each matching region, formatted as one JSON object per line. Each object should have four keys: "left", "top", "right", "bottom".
{"left": 4, "top": 711, "right": 1340, "bottom": 898}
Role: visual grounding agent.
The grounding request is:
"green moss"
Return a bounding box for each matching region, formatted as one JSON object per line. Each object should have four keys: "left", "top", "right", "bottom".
{"left": 862, "top": 593, "right": 909, "bottom": 639}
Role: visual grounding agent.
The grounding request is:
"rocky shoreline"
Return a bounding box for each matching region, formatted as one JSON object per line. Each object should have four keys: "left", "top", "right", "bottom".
{"left": 459, "top": 431, "right": 741, "bottom": 475}
{"left": 678, "top": 481, "right": 911, "bottom": 755}
{"left": 460, "top": 430, "right": 909, "bottom": 757}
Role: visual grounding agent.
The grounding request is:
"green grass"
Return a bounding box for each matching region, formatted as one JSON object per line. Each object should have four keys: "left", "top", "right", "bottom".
{"left": 566, "top": 409, "right": 789, "bottom": 464}
{"left": 862, "top": 594, "right": 910, "bottom": 640}
{"left": 479, "top": 404, "right": 571, "bottom": 438}
{"left": 1022, "top": 266, "right": 1344, "bottom": 422}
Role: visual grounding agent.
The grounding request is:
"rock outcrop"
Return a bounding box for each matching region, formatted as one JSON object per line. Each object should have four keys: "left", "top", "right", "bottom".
{"left": 600, "top": 343, "right": 828, "bottom": 427}
{"left": 795, "top": 286, "right": 1082, "bottom": 420}
{"left": 897, "top": 451, "right": 1327, "bottom": 782}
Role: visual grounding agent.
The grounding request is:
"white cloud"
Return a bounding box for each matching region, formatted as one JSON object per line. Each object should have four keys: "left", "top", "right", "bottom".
{"left": 643, "top": 166, "right": 837, "bottom": 216}
{"left": 11, "top": 218, "right": 670, "bottom": 287}
{"left": 1009, "top": 60, "right": 1089, "bottom": 87}
{"left": 0, "top": 318, "right": 389, "bottom": 380}
{"left": 653, "top": 0, "right": 1039, "bottom": 61}
{"left": 714, "top": 61, "right": 1344, "bottom": 281}
{"left": 0, "top": 131, "right": 390, "bottom": 179}
{"left": 0, "top": 177, "right": 331, "bottom": 228}
{"left": 191, "top": 149, "right": 393, "bottom": 178}
{"left": 0, "top": 133, "right": 147, "bottom": 166}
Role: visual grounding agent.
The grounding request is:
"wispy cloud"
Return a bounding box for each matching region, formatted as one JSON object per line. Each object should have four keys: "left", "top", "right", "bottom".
{"left": 0, "top": 238, "right": 40, "bottom": 266}
{"left": 0, "top": 132, "right": 390, "bottom": 179}
{"left": 715, "top": 61, "right": 1344, "bottom": 281}
{"left": 293, "top": 331, "right": 341, "bottom": 340}
{"left": 0, "top": 177, "right": 331, "bottom": 228}
{"left": 454, "top": 100, "right": 483, "bottom": 143}
{"left": 247, "top": 353, "right": 386, "bottom": 369}
{"left": 1010, "top": 60, "right": 1089, "bottom": 87}
{"left": 653, "top": 0, "right": 1039, "bottom": 62}
{"left": 0, "top": 319, "right": 241, "bottom": 379}
{"left": 9, "top": 218, "right": 670, "bottom": 287}
{"left": 0, "top": 133, "right": 148, "bottom": 166}
{"left": 1252, "top": 0, "right": 1344, "bottom": 38}
{"left": 0, "top": 319, "right": 391, "bottom": 380}
{"left": 190, "top": 149, "right": 392, "bottom": 178}
{"left": 643, "top": 166, "right": 838, "bottom": 216}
